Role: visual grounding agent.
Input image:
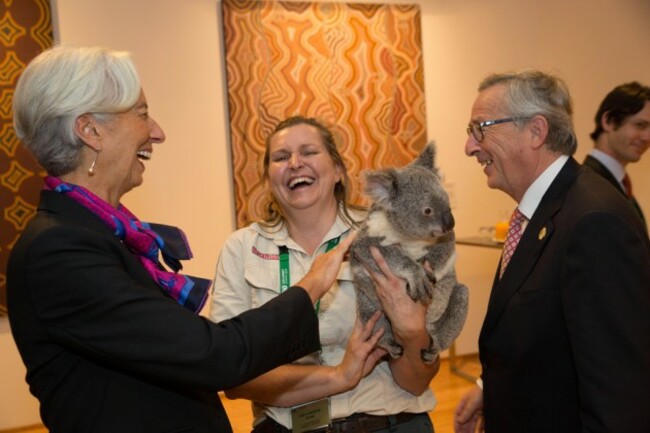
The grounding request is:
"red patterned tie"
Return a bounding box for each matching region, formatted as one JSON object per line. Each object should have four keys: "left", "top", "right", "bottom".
{"left": 500, "top": 208, "right": 527, "bottom": 278}
{"left": 622, "top": 174, "right": 633, "bottom": 198}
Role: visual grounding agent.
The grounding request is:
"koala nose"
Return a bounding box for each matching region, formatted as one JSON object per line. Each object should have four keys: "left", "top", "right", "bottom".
{"left": 442, "top": 210, "right": 455, "bottom": 231}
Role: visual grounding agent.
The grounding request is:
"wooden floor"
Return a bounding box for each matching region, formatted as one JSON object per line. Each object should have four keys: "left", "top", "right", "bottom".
{"left": 4, "top": 354, "right": 481, "bottom": 433}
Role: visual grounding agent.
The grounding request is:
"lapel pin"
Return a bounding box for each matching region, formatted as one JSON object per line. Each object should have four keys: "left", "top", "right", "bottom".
{"left": 538, "top": 227, "right": 547, "bottom": 240}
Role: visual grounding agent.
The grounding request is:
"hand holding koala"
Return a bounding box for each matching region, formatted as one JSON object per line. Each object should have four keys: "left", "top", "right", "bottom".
{"left": 350, "top": 143, "right": 469, "bottom": 364}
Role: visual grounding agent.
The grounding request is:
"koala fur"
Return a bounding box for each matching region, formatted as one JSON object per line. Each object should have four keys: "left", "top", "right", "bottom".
{"left": 350, "top": 142, "right": 469, "bottom": 363}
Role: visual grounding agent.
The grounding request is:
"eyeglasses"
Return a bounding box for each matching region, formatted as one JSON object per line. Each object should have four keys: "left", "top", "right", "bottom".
{"left": 466, "top": 117, "right": 519, "bottom": 142}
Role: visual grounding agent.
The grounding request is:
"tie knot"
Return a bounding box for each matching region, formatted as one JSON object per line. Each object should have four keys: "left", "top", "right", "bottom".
{"left": 509, "top": 208, "right": 526, "bottom": 228}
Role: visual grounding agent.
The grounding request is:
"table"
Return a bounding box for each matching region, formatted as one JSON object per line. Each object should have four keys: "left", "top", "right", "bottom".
{"left": 456, "top": 236, "right": 504, "bottom": 249}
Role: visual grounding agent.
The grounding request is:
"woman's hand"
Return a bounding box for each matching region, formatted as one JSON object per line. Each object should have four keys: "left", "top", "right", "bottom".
{"left": 332, "top": 311, "right": 387, "bottom": 391}
{"left": 361, "top": 246, "right": 439, "bottom": 395}
{"left": 454, "top": 386, "right": 484, "bottom": 433}
{"left": 366, "top": 246, "right": 429, "bottom": 345}
{"left": 296, "top": 231, "right": 358, "bottom": 304}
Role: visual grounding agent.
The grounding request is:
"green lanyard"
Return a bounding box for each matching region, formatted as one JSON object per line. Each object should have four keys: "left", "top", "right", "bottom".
{"left": 279, "top": 237, "right": 340, "bottom": 315}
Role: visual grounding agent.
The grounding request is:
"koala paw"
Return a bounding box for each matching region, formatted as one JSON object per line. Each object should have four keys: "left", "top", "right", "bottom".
{"left": 382, "top": 341, "right": 404, "bottom": 359}
{"left": 420, "top": 347, "right": 439, "bottom": 364}
{"left": 419, "top": 334, "right": 438, "bottom": 364}
{"left": 422, "top": 263, "right": 437, "bottom": 285}
{"left": 405, "top": 270, "right": 435, "bottom": 302}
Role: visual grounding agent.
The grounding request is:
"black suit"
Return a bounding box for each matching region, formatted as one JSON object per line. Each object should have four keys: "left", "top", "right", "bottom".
{"left": 479, "top": 158, "right": 650, "bottom": 433}
{"left": 583, "top": 154, "right": 646, "bottom": 227}
{"left": 7, "top": 191, "right": 321, "bottom": 433}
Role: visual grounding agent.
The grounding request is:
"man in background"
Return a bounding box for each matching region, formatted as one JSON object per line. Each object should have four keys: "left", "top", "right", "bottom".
{"left": 584, "top": 81, "right": 650, "bottom": 226}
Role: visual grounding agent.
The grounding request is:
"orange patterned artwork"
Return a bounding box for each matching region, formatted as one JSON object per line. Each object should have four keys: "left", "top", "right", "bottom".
{"left": 0, "top": 0, "right": 53, "bottom": 313}
{"left": 222, "top": 0, "right": 427, "bottom": 228}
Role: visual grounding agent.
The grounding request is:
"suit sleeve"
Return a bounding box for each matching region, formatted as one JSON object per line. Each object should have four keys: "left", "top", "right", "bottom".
{"left": 562, "top": 211, "right": 650, "bottom": 432}
{"left": 22, "top": 224, "right": 320, "bottom": 391}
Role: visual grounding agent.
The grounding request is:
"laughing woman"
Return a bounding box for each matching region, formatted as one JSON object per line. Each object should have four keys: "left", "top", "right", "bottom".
{"left": 7, "top": 46, "right": 353, "bottom": 433}
{"left": 211, "top": 116, "right": 441, "bottom": 433}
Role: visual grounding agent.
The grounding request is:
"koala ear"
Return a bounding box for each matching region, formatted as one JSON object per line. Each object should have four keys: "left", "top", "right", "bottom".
{"left": 412, "top": 142, "right": 440, "bottom": 177}
{"left": 364, "top": 169, "right": 398, "bottom": 205}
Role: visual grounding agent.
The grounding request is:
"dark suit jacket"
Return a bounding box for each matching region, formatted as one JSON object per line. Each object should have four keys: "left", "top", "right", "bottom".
{"left": 583, "top": 154, "right": 646, "bottom": 227}
{"left": 7, "top": 191, "right": 321, "bottom": 433}
{"left": 479, "top": 158, "right": 650, "bottom": 433}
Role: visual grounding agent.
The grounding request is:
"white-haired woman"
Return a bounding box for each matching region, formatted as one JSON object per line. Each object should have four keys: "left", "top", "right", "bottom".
{"left": 7, "top": 45, "right": 354, "bottom": 432}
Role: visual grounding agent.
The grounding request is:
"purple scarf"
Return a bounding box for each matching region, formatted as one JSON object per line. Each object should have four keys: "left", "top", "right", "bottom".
{"left": 45, "top": 176, "right": 210, "bottom": 313}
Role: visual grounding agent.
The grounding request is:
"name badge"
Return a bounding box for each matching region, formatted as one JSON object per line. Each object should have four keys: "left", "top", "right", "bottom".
{"left": 291, "top": 398, "right": 331, "bottom": 433}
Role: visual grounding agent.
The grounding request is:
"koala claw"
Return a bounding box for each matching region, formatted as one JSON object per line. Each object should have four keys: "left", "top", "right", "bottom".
{"left": 422, "top": 263, "right": 437, "bottom": 284}
{"left": 421, "top": 347, "right": 439, "bottom": 364}
{"left": 406, "top": 272, "right": 434, "bottom": 303}
{"left": 419, "top": 334, "right": 438, "bottom": 364}
{"left": 384, "top": 342, "right": 404, "bottom": 359}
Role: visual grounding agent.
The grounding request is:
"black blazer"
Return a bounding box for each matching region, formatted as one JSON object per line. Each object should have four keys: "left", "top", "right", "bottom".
{"left": 7, "top": 191, "right": 321, "bottom": 433}
{"left": 479, "top": 158, "right": 650, "bottom": 433}
{"left": 583, "top": 154, "right": 646, "bottom": 227}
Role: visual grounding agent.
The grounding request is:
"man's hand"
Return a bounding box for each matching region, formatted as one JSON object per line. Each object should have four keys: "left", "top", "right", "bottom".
{"left": 454, "top": 385, "right": 484, "bottom": 433}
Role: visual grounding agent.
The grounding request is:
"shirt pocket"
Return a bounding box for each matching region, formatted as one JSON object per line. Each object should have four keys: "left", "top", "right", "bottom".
{"left": 318, "top": 261, "right": 357, "bottom": 350}
{"left": 244, "top": 256, "right": 282, "bottom": 309}
{"left": 319, "top": 261, "right": 354, "bottom": 313}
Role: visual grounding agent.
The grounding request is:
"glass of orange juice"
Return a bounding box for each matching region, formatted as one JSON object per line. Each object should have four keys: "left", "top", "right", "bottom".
{"left": 494, "top": 220, "right": 509, "bottom": 243}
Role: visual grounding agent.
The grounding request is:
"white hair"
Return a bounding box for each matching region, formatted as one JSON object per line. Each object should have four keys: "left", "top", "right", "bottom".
{"left": 478, "top": 69, "right": 577, "bottom": 155}
{"left": 13, "top": 45, "right": 141, "bottom": 175}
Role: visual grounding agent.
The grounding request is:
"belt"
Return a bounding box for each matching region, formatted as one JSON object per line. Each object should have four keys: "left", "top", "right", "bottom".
{"left": 252, "top": 412, "right": 423, "bottom": 433}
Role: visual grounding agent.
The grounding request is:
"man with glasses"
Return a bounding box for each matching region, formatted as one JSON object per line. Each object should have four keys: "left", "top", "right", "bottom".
{"left": 454, "top": 70, "right": 650, "bottom": 433}
{"left": 583, "top": 81, "right": 649, "bottom": 227}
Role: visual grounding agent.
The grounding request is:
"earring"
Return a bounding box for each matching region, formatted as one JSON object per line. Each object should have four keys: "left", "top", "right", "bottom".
{"left": 88, "top": 149, "right": 100, "bottom": 176}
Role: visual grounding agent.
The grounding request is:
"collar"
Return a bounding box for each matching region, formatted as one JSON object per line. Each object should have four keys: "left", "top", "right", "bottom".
{"left": 518, "top": 155, "right": 569, "bottom": 219}
{"left": 251, "top": 209, "right": 360, "bottom": 253}
{"left": 589, "top": 149, "right": 626, "bottom": 183}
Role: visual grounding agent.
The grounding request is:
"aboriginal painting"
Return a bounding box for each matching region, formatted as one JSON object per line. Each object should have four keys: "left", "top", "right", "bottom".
{"left": 222, "top": 0, "right": 426, "bottom": 227}
{"left": 0, "top": 0, "right": 53, "bottom": 313}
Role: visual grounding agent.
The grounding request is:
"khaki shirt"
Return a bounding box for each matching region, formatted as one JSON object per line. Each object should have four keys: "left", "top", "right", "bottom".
{"left": 210, "top": 213, "right": 436, "bottom": 428}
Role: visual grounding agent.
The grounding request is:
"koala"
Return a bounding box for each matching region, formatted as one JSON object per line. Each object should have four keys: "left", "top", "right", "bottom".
{"left": 350, "top": 142, "right": 469, "bottom": 363}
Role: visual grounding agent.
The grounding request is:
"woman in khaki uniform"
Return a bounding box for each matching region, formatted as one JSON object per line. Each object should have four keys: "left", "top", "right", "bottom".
{"left": 211, "top": 116, "right": 441, "bottom": 433}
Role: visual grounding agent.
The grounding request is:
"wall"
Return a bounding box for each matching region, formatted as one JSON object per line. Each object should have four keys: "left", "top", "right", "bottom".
{"left": 2, "top": 0, "right": 648, "bottom": 428}
{"left": 0, "top": 320, "right": 40, "bottom": 428}
{"left": 422, "top": 0, "right": 650, "bottom": 236}
{"left": 420, "top": 0, "right": 650, "bottom": 356}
